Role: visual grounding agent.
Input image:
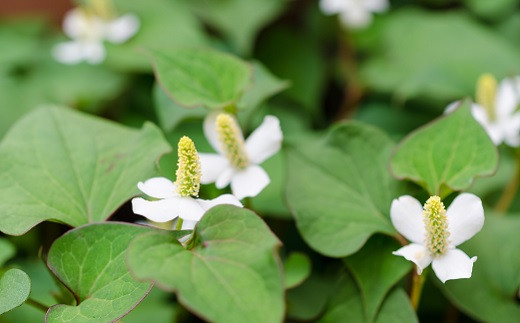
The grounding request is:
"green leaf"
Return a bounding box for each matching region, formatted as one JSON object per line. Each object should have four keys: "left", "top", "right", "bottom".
{"left": 121, "top": 288, "right": 179, "bottom": 323}
{"left": 45, "top": 223, "right": 154, "bottom": 322}
{"left": 106, "top": 0, "right": 210, "bottom": 71}
{"left": 390, "top": 101, "right": 498, "bottom": 196}
{"left": 285, "top": 122, "right": 402, "bottom": 257}
{"left": 237, "top": 61, "right": 289, "bottom": 111}
{"left": 0, "top": 107, "right": 171, "bottom": 235}
{"left": 0, "top": 269, "right": 31, "bottom": 315}
{"left": 284, "top": 252, "right": 311, "bottom": 289}
{"left": 153, "top": 83, "right": 206, "bottom": 133}
{"left": 319, "top": 273, "right": 417, "bottom": 323}
{"left": 127, "top": 205, "right": 284, "bottom": 323}
{"left": 189, "top": 0, "right": 285, "bottom": 55}
{"left": 359, "top": 8, "right": 520, "bottom": 105}
{"left": 463, "top": 0, "right": 517, "bottom": 20}
{"left": 436, "top": 215, "right": 520, "bottom": 321}
{"left": 344, "top": 235, "right": 411, "bottom": 322}
{"left": 150, "top": 48, "right": 252, "bottom": 110}
{"left": 0, "top": 238, "right": 15, "bottom": 266}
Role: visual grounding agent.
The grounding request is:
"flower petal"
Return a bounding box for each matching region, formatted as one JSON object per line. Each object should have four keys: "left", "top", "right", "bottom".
{"left": 432, "top": 248, "right": 477, "bottom": 283}
{"left": 365, "top": 0, "right": 389, "bottom": 12}
{"left": 245, "top": 115, "right": 283, "bottom": 165}
{"left": 444, "top": 101, "right": 460, "bottom": 115}
{"left": 52, "top": 41, "right": 85, "bottom": 65}
{"left": 471, "top": 104, "right": 503, "bottom": 145}
{"left": 496, "top": 77, "right": 520, "bottom": 118}
{"left": 203, "top": 112, "right": 224, "bottom": 154}
{"left": 230, "top": 165, "right": 270, "bottom": 200}
{"left": 390, "top": 195, "right": 426, "bottom": 244}
{"left": 105, "top": 14, "right": 140, "bottom": 44}
{"left": 392, "top": 243, "right": 432, "bottom": 274}
{"left": 199, "top": 153, "right": 229, "bottom": 184}
{"left": 82, "top": 41, "right": 106, "bottom": 64}
{"left": 446, "top": 193, "right": 484, "bottom": 247}
{"left": 320, "top": 0, "right": 346, "bottom": 14}
{"left": 216, "top": 167, "right": 234, "bottom": 189}
{"left": 132, "top": 196, "right": 205, "bottom": 222}
{"left": 180, "top": 219, "right": 198, "bottom": 230}
{"left": 339, "top": 7, "right": 373, "bottom": 28}
{"left": 137, "top": 177, "right": 177, "bottom": 199}
{"left": 197, "top": 194, "right": 243, "bottom": 211}
{"left": 502, "top": 112, "right": 520, "bottom": 147}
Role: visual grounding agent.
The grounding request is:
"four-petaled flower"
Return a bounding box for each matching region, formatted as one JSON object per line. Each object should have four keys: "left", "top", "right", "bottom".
{"left": 53, "top": 6, "right": 140, "bottom": 65}
{"left": 446, "top": 74, "right": 520, "bottom": 146}
{"left": 391, "top": 194, "right": 484, "bottom": 283}
{"left": 132, "top": 136, "right": 242, "bottom": 230}
{"left": 320, "top": 0, "right": 389, "bottom": 29}
{"left": 199, "top": 113, "right": 283, "bottom": 200}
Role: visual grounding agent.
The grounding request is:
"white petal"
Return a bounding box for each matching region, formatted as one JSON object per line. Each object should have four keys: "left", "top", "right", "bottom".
{"left": 444, "top": 101, "right": 461, "bottom": 114}
{"left": 502, "top": 112, "right": 520, "bottom": 147}
{"left": 230, "top": 165, "right": 270, "bottom": 200}
{"left": 137, "top": 177, "right": 177, "bottom": 199}
{"left": 432, "top": 249, "right": 477, "bottom": 283}
{"left": 471, "top": 104, "right": 504, "bottom": 145}
{"left": 216, "top": 167, "right": 234, "bottom": 189}
{"left": 105, "top": 14, "right": 140, "bottom": 44}
{"left": 446, "top": 193, "right": 484, "bottom": 247}
{"left": 62, "top": 9, "right": 87, "bottom": 39}
{"left": 199, "top": 153, "right": 229, "bottom": 184}
{"left": 82, "top": 41, "right": 106, "bottom": 64}
{"left": 320, "top": 0, "right": 346, "bottom": 14}
{"left": 197, "top": 194, "right": 243, "bottom": 211}
{"left": 245, "top": 115, "right": 283, "bottom": 165}
{"left": 132, "top": 196, "right": 205, "bottom": 222}
{"left": 495, "top": 77, "right": 520, "bottom": 118}
{"left": 203, "top": 112, "right": 224, "bottom": 154}
{"left": 180, "top": 219, "right": 198, "bottom": 230}
{"left": 339, "top": 8, "right": 373, "bottom": 28}
{"left": 392, "top": 243, "right": 432, "bottom": 274}
{"left": 390, "top": 195, "right": 426, "bottom": 244}
{"left": 52, "top": 41, "right": 85, "bottom": 65}
{"left": 364, "top": 0, "right": 389, "bottom": 12}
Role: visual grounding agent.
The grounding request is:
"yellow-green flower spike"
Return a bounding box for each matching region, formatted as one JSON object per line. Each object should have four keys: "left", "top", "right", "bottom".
{"left": 216, "top": 113, "right": 249, "bottom": 169}
{"left": 175, "top": 136, "right": 201, "bottom": 197}
{"left": 423, "top": 196, "right": 450, "bottom": 255}
{"left": 86, "top": 0, "right": 116, "bottom": 19}
{"left": 476, "top": 73, "right": 498, "bottom": 121}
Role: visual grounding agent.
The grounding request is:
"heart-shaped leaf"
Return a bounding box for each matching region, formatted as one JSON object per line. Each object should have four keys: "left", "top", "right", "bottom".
{"left": 0, "top": 269, "right": 31, "bottom": 315}
{"left": 127, "top": 205, "right": 284, "bottom": 323}
{"left": 151, "top": 48, "right": 252, "bottom": 110}
{"left": 390, "top": 101, "right": 498, "bottom": 196}
{"left": 0, "top": 107, "right": 171, "bottom": 235}
{"left": 436, "top": 214, "right": 520, "bottom": 321}
{"left": 344, "top": 235, "right": 411, "bottom": 322}
{"left": 285, "top": 122, "right": 403, "bottom": 257}
{"left": 46, "top": 223, "right": 155, "bottom": 322}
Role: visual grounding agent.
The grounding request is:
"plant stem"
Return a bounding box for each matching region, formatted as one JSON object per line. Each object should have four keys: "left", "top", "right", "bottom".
{"left": 25, "top": 298, "right": 49, "bottom": 313}
{"left": 410, "top": 269, "right": 426, "bottom": 311}
{"left": 175, "top": 218, "right": 184, "bottom": 230}
{"left": 494, "top": 152, "right": 520, "bottom": 213}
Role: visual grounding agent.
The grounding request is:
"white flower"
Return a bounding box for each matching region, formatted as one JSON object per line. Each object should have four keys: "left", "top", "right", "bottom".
{"left": 53, "top": 8, "right": 140, "bottom": 65}
{"left": 391, "top": 194, "right": 484, "bottom": 283}
{"left": 132, "top": 177, "right": 242, "bottom": 230}
{"left": 132, "top": 137, "right": 242, "bottom": 230}
{"left": 446, "top": 74, "right": 520, "bottom": 146}
{"left": 320, "top": 0, "right": 388, "bottom": 28}
{"left": 199, "top": 113, "right": 283, "bottom": 200}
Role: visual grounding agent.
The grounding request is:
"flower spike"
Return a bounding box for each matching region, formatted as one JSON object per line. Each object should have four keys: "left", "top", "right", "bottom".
{"left": 175, "top": 136, "right": 201, "bottom": 197}
{"left": 216, "top": 113, "right": 249, "bottom": 169}
{"left": 423, "top": 196, "right": 450, "bottom": 255}
{"left": 476, "top": 73, "right": 498, "bottom": 121}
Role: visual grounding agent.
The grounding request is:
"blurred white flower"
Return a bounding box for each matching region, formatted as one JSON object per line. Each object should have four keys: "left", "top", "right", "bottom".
{"left": 446, "top": 74, "right": 520, "bottom": 146}
{"left": 132, "top": 137, "right": 242, "bottom": 230}
{"left": 53, "top": 8, "right": 140, "bottom": 65}
{"left": 391, "top": 194, "right": 484, "bottom": 283}
{"left": 199, "top": 113, "right": 282, "bottom": 200}
{"left": 320, "top": 0, "right": 389, "bottom": 28}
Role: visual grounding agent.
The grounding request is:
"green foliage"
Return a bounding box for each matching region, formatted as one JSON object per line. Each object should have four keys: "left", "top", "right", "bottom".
{"left": 150, "top": 48, "right": 252, "bottom": 110}
{"left": 0, "top": 107, "right": 171, "bottom": 235}
{"left": 284, "top": 252, "right": 312, "bottom": 289}
{"left": 0, "top": 269, "right": 31, "bottom": 315}
{"left": 344, "top": 236, "right": 412, "bottom": 322}
{"left": 436, "top": 215, "right": 520, "bottom": 322}
{"left": 127, "top": 205, "right": 284, "bottom": 323}
{"left": 0, "top": 239, "right": 15, "bottom": 266}
{"left": 45, "top": 223, "right": 155, "bottom": 322}
{"left": 390, "top": 101, "right": 498, "bottom": 196}
{"left": 286, "top": 122, "right": 403, "bottom": 257}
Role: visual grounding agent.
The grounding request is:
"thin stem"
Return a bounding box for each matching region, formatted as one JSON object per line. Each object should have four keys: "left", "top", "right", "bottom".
{"left": 494, "top": 152, "right": 520, "bottom": 213}
{"left": 25, "top": 298, "right": 49, "bottom": 313}
{"left": 410, "top": 269, "right": 426, "bottom": 311}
